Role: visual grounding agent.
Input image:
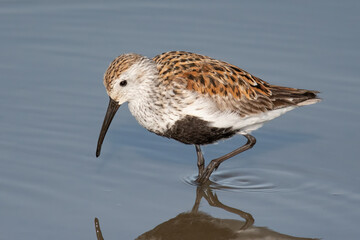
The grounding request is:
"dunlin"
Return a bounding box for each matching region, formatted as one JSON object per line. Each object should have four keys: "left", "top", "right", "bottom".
{"left": 96, "top": 51, "right": 320, "bottom": 184}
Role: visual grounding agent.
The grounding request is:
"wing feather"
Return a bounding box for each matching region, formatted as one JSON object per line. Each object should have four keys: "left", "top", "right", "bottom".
{"left": 153, "top": 51, "right": 319, "bottom": 116}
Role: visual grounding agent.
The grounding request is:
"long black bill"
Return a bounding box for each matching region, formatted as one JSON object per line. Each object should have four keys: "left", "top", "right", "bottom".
{"left": 96, "top": 97, "right": 121, "bottom": 157}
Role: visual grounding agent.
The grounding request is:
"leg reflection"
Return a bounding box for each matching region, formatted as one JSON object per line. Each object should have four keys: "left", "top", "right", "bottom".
{"left": 192, "top": 186, "right": 254, "bottom": 230}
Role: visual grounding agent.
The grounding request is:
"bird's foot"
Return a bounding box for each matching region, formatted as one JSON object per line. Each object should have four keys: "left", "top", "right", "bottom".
{"left": 195, "top": 160, "right": 219, "bottom": 185}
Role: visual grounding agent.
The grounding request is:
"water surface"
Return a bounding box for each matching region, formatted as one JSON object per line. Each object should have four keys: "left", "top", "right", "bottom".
{"left": 1, "top": 1, "right": 360, "bottom": 239}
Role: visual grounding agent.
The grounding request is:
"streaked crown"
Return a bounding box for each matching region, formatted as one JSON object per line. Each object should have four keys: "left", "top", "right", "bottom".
{"left": 103, "top": 53, "right": 144, "bottom": 92}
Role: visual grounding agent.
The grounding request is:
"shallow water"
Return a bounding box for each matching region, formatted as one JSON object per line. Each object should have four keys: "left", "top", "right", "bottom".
{"left": 1, "top": 0, "right": 360, "bottom": 239}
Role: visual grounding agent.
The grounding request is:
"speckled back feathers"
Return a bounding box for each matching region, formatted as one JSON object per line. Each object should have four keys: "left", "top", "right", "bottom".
{"left": 153, "top": 51, "right": 272, "bottom": 100}
{"left": 153, "top": 51, "right": 319, "bottom": 115}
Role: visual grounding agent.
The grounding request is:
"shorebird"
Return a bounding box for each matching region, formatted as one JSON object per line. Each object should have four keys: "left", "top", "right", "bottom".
{"left": 96, "top": 51, "right": 320, "bottom": 184}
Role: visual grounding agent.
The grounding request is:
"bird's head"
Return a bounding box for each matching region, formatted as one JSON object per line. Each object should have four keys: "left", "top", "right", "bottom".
{"left": 96, "top": 53, "right": 157, "bottom": 157}
{"left": 104, "top": 53, "right": 147, "bottom": 104}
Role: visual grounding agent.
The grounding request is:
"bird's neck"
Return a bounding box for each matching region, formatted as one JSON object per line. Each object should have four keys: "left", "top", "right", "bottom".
{"left": 126, "top": 60, "right": 172, "bottom": 134}
{"left": 128, "top": 86, "right": 173, "bottom": 134}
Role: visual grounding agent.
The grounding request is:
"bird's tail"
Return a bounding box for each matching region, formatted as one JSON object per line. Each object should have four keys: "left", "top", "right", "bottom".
{"left": 269, "top": 85, "right": 321, "bottom": 109}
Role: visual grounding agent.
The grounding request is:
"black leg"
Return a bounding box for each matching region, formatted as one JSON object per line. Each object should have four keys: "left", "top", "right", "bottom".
{"left": 196, "top": 134, "right": 256, "bottom": 184}
{"left": 195, "top": 145, "right": 205, "bottom": 177}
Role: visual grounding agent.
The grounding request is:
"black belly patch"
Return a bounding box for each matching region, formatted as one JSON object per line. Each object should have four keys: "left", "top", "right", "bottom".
{"left": 159, "top": 116, "right": 236, "bottom": 145}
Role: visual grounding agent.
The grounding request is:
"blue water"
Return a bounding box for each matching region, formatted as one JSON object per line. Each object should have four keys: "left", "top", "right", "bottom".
{"left": 1, "top": 0, "right": 360, "bottom": 239}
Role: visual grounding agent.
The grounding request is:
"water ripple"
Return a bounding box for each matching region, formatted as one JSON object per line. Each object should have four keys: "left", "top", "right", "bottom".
{"left": 182, "top": 167, "right": 307, "bottom": 192}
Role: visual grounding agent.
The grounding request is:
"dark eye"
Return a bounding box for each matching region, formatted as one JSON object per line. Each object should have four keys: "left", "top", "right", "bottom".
{"left": 119, "top": 80, "right": 127, "bottom": 87}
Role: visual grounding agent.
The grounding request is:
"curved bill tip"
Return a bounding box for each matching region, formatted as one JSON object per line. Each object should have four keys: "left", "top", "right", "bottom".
{"left": 96, "top": 97, "right": 120, "bottom": 157}
{"left": 95, "top": 147, "right": 101, "bottom": 158}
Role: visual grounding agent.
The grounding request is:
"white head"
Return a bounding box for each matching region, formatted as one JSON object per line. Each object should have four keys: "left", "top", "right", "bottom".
{"left": 96, "top": 53, "right": 158, "bottom": 157}
{"left": 103, "top": 53, "right": 158, "bottom": 105}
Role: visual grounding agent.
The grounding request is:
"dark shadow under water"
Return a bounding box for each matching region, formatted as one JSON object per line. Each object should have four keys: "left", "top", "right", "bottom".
{"left": 94, "top": 186, "right": 318, "bottom": 240}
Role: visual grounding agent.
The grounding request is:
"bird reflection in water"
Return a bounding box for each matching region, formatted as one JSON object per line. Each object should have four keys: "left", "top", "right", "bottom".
{"left": 94, "top": 186, "right": 318, "bottom": 240}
